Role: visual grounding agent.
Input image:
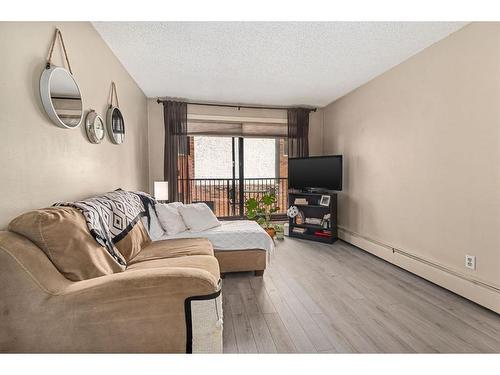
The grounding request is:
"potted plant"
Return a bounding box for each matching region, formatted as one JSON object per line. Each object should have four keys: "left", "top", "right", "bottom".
{"left": 274, "top": 224, "right": 284, "bottom": 240}
{"left": 245, "top": 194, "right": 279, "bottom": 238}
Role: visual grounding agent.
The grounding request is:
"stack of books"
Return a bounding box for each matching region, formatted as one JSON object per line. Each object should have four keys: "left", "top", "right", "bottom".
{"left": 314, "top": 230, "right": 332, "bottom": 238}
{"left": 294, "top": 198, "right": 308, "bottom": 205}
{"left": 305, "top": 217, "right": 322, "bottom": 225}
{"left": 292, "top": 227, "right": 307, "bottom": 234}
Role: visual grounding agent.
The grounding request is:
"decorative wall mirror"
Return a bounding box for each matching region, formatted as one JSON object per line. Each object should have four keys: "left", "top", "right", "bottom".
{"left": 107, "top": 82, "right": 125, "bottom": 144}
{"left": 40, "top": 29, "right": 83, "bottom": 129}
{"left": 85, "top": 110, "right": 105, "bottom": 144}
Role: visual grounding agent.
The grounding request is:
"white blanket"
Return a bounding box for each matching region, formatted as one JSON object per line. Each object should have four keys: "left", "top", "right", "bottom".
{"left": 157, "top": 220, "right": 274, "bottom": 253}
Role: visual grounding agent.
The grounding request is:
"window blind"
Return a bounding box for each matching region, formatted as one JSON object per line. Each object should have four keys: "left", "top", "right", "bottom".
{"left": 187, "top": 120, "right": 286, "bottom": 137}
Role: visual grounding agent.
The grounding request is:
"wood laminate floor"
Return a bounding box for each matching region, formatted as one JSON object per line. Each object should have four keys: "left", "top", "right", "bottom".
{"left": 221, "top": 238, "right": 500, "bottom": 353}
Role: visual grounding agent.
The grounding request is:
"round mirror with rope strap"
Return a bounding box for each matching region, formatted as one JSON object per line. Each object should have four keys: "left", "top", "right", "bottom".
{"left": 39, "top": 28, "right": 83, "bottom": 129}
{"left": 106, "top": 82, "right": 125, "bottom": 144}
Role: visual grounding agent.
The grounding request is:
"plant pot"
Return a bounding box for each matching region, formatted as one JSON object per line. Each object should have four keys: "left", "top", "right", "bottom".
{"left": 265, "top": 228, "right": 276, "bottom": 238}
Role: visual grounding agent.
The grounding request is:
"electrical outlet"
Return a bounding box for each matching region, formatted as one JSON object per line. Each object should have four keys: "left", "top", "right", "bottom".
{"left": 465, "top": 255, "right": 476, "bottom": 270}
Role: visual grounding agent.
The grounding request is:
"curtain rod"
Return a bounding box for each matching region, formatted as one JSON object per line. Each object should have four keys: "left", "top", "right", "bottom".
{"left": 156, "top": 98, "right": 317, "bottom": 112}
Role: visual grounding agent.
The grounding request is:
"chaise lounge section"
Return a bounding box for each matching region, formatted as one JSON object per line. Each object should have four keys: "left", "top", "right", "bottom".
{"left": 153, "top": 208, "right": 273, "bottom": 277}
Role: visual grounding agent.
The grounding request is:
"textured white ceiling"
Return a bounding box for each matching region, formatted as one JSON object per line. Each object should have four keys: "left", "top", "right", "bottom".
{"left": 92, "top": 22, "right": 467, "bottom": 107}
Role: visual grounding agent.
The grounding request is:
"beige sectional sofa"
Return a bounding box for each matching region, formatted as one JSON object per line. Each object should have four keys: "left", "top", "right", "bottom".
{"left": 215, "top": 249, "right": 266, "bottom": 276}
{"left": 0, "top": 207, "right": 222, "bottom": 353}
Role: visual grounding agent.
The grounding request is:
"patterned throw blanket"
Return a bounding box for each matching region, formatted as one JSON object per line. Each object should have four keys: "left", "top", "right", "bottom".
{"left": 55, "top": 190, "right": 156, "bottom": 265}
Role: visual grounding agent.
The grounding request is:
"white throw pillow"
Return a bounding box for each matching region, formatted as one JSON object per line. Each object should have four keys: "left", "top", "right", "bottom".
{"left": 178, "top": 203, "right": 221, "bottom": 232}
{"left": 167, "top": 202, "right": 184, "bottom": 209}
{"left": 155, "top": 203, "right": 188, "bottom": 235}
{"left": 141, "top": 205, "right": 165, "bottom": 241}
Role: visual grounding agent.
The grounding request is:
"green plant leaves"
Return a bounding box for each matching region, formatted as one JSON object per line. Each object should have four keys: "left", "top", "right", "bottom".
{"left": 245, "top": 193, "right": 278, "bottom": 229}
{"left": 245, "top": 197, "right": 259, "bottom": 210}
{"left": 262, "top": 194, "right": 276, "bottom": 205}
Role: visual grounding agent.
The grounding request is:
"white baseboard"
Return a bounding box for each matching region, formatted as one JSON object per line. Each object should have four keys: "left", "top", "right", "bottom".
{"left": 338, "top": 227, "right": 500, "bottom": 314}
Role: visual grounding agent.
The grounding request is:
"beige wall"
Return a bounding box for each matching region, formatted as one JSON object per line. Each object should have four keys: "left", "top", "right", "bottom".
{"left": 147, "top": 98, "right": 164, "bottom": 193}
{"left": 0, "top": 22, "right": 149, "bottom": 229}
{"left": 309, "top": 108, "right": 324, "bottom": 155}
{"left": 147, "top": 101, "right": 323, "bottom": 193}
{"left": 320, "top": 23, "right": 500, "bottom": 312}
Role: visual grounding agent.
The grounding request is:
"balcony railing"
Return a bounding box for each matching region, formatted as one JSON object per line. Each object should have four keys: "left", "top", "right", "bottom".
{"left": 179, "top": 178, "right": 288, "bottom": 218}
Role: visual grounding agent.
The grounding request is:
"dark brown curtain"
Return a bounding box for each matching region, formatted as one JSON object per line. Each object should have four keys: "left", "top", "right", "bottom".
{"left": 287, "top": 108, "right": 310, "bottom": 158}
{"left": 163, "top": 101, "right": 190, "bottom": 202}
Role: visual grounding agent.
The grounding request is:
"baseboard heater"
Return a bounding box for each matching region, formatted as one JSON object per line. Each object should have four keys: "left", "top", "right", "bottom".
{"left": 337, "top": 226, "right": 500, "bottom": 294}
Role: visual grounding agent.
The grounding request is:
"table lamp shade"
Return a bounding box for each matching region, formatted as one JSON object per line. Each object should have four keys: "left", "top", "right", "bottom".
{"left": 154, "top": 181, "right": 169, "bottom": 201}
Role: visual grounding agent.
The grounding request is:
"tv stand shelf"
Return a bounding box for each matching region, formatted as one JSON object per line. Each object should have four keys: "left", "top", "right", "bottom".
{"left": 288, "top": 191, "right": 337, "bottom": 244}
{"left": 292, "top": 204, "right": 329, "bottom": 208}
{"left": 291, "top": 223, "right": 325, "bottom": 230}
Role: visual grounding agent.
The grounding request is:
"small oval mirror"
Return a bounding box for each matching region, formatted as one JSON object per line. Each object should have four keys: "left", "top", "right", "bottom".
{"left": 85, "top": 110, "right": 105, "bottom": 144}
{"left": 107, "top": 106, "right": 125, "bottom": 144}
{"left": 40, "top": 65, "right": 83, "bottom": 129}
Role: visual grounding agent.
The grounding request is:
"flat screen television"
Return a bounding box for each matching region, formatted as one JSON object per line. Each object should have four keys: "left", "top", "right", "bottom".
{"left": 288, "top": 155, "right": 343, "bottom": 191}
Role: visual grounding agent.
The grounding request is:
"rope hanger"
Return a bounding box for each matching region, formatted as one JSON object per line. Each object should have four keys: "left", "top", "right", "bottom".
{"left": 46, "top": 28, "right": 73, "bottom": 75}
{"left": 108, "top": 81, "right": 120, "bottom": 108}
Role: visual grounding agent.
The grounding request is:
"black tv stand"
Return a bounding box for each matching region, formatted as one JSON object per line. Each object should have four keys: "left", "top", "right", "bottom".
{"left": 288, "top": 191, "right": 337, "bottom": 244}
{"left": 301, "top": 187, "right": 334, "bottom": 194}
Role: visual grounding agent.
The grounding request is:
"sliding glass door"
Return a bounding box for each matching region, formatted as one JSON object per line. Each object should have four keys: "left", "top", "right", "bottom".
{"left": 188, "top": 135, "right": 287, "bottom": 218}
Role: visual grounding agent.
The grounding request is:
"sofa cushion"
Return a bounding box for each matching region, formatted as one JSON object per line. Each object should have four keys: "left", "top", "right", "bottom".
{"left": 129, "top": 238, "right": 214, "bottom": 264}
{"left": 115, "top": 220, "right": 152, "bottom": 262}
{"left": 8, "top": 207, "right": 126, "bottom": 281}
{"left": 126, "top": 254, "right": 220, "bottom": 283}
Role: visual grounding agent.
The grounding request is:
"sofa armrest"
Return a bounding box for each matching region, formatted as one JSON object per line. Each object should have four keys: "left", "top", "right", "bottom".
{"left": 0, "top": 252, "right": 220, "bottom": 353}
{"left": 62, "top": 266, "right": 219, "bottom": 300}
{"left": 53, "top": 267, "right": 221, "bottom": 352}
